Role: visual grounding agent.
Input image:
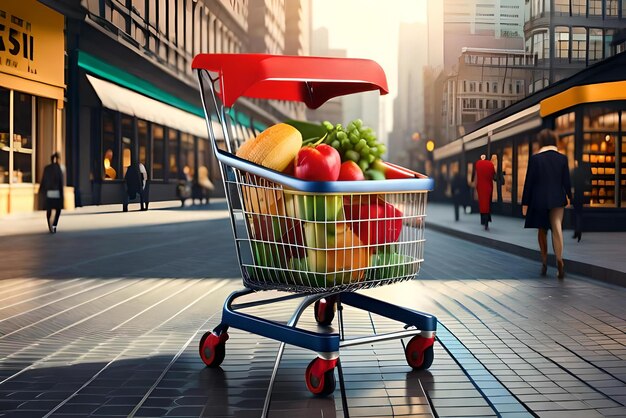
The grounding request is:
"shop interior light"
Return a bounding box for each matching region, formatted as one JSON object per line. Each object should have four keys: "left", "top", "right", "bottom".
{"left": 605, "top": 134, "right": 611, "bottom": 142}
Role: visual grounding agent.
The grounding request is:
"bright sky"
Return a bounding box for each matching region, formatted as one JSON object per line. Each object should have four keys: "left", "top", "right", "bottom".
{"left": 312, "top": 0, "right": 428, "bottom": 132}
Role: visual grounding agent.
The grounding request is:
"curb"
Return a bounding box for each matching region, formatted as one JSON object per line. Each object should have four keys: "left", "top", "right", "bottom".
{"left": 427, "top": 222, "right": 625, "bottom": 288}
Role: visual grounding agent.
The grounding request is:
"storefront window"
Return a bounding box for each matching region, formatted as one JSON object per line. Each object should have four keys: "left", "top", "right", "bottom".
{"left": 180, "top": 132, "right": 195, "bottom": 178}
{"left": 103, "top": 111, "right": 117, "bottom": 180}
{"left": 121, "top": 115, "right": 134, "bottom": 178}
{"left": 555, "top": 112, "right": 576, "bottom": 169}
{"left": 168, "top": 128, "right": 179, "bottom": 179}
{"left": 0, "top": 88, "right": 9, "bottom": 183}
{"left": 517, "top": 141, "right": 530, "bottom": 204}
{"left": 12, "top": 92, "right": 34, "bottom": 183}
{"left": 621, "top": 134, "right": 625, "bottom": 208}
{"left": 583, "top": 108, "right": 618, "bottom": 207}
{"left": 501, "top": 148, "right": 512, "bottom": 203}
{"left": 138, "top": 119, "right": 149, "bottom": 173}
{"left": 152, "top": 124, "right": 164, "bottom": 180}
{"left": 605, "top": 29, "right": 616, "bottom": 58}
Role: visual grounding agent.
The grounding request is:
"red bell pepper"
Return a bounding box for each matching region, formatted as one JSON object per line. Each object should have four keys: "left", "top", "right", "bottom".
{"left": 294, "top": 144, "right": 341, "bottom": 181}
{"left": 344, "top": 201, "right": 403, "bottom": 245}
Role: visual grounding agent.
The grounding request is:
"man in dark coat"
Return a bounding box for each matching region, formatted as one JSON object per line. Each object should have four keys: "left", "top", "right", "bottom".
{"left": 474, "top": 154, "right": 495, "bottom": 230}
{"left": 123, "top": 161, "right": 148, "bottom": 212}
{"left": 451, "top": 171, "right": 470, "bottom": 221}
{"left": 522, "top": 129, "right": 572, "bottom": 279}
{"left": 39, "top": 152, "right": 65, "bottom": 233}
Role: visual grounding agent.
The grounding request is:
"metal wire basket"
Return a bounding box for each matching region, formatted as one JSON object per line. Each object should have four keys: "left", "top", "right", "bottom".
{"left": 194, "top": 55, "right": 433, "bottom": 294}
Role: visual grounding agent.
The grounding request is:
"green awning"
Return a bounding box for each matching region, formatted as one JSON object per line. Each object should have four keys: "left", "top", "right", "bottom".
{"left": 77, "top": 51, "right": 204, "bottom": 118}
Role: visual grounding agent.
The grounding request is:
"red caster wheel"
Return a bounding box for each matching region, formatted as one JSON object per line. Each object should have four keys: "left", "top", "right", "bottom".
{"left": 314, "top": 296, "right": 336, "bottom": 326}
{"left": 199, "top": 331, "right": 228, "bottom": 368}
{"left": 305, "top": 357, "right": 338, "bottom": 396}
{"left": 405, "top": 335, "right": 435, "bottom": 370}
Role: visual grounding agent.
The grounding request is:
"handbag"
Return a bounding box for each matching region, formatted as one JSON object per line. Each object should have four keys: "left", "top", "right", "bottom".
{"left": 46, "top": 190, "right": 61, "bottom": 199}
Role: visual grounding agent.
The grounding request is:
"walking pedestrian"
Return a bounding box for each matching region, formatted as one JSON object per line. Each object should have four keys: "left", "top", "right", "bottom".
{"left": 39, "top": 152, "right": 65, "bottom": 234}
{"left": 123, "top": 160, "right": 149, "bottom": 212}
{"left": 571, "top": 159, "right": 592, "bottom": 242}
{"left": 451, "top": 171, "right": 470, "bottom": 221}
{"left": 521, "top": 129, "right": 572, "bottom": 279}
{"left": 474, "top": 154, "right": 495, "bottom": 230}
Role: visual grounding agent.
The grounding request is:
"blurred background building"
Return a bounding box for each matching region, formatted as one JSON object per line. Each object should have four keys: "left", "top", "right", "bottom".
{"left": 0, "top": 0, "right": 311, "bottom": 215}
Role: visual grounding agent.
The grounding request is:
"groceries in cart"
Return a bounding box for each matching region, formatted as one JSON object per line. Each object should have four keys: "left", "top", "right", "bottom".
{"left": 234, "top": 118, "right": 425, "bottom": 290}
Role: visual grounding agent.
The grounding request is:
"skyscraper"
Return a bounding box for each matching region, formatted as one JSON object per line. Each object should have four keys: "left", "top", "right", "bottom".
{"left": 443, "top": 0, "right": 525, "bottom": 70}
{"left": 524, "top": 0, "right": 626, "bottom": 91}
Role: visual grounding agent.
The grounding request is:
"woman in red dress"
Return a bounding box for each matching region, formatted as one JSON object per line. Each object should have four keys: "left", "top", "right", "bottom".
{"left": 474, "top": 154, "right": 495, "bottom": 230}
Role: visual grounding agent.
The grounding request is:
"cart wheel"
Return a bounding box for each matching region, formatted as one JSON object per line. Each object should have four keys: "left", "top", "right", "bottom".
{"left": 305, "top": 357, "right": 338, "bottom": 396}
{"left": 199, "top": 331, "right": 228, "bottom": 368}
{"left": 405, "top": 335, "right": 435, "bottom": 370}
{"left": 314, "top": 297, "right": 336, "bottom": 326}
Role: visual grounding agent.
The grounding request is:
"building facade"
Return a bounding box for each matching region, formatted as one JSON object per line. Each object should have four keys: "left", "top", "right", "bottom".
{"left": 525, "top": 0, "right": 626, "bottom": 92}
{"left": 0, "top": 0, "right": 309, "bottom": 216}
{"left": 0, "top": 0, "right": 66, "bottom": 215}
{"left": 441, "top": 48, "right": 532, "bottom": 143}
{"left": 443, "top": 0, "right": 525, "bottom": 70}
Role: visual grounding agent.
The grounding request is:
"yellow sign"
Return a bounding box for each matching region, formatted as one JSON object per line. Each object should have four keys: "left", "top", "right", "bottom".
{"left": 0, "top": 0, "right": 64, "bottom": 88}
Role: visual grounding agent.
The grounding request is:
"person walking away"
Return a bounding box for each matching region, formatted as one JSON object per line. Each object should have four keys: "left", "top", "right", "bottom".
{"left": 123, "top": 161, "right": 148, "bottom": 211}
{"left": 521, "top": 129, "right": 572, "bottom": 279}
{"left": 451, "top": 171, "right": 470, "bottom": 221}
{"left": 474, "top": 154, "right": 495, "bottom": 230}
{"left": 40, "top": 152, "right": 64, "bottom": 233}
{"left": 571, "top": 159, "right": 591, "bottom": 242}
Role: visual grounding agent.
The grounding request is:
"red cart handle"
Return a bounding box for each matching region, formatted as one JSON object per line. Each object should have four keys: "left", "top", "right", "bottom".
{"left": 191, "top": 53, "right": 389, "bottom": 109}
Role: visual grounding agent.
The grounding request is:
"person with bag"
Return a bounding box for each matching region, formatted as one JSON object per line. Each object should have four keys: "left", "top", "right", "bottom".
{"left": 474, "top": 154, "right": 495, "bottom": 230}
{"left": 39, "top": 152, "right": 65, "bottom": 234}
{"left": 522, "top": 129, "right": 572, "bottom": 279}
{"left": 123, "top": 160, "right": 149, "bottom": 212}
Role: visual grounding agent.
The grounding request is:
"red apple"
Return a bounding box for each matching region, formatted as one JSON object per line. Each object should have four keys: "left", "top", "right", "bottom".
{"left": 338, "top": 161, "right": 365, "bottom": 181}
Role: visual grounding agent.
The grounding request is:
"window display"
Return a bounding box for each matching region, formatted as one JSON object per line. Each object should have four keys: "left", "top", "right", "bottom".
{"left": 501, "top": 147, "right": 512, "bottom": 203}
{"left": 152, "top": 124, "right": 164, "bottom": 180}
{"left": 583, "top": 109, "right": 618, "bottom": 207}
{"left": 517, "top": 141, "right": 529, "bottom": 204}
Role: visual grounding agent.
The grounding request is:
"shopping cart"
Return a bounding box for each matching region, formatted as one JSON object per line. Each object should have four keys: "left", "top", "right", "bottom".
{"left": 192, "top": 54, "right": 437, "bottom": 404}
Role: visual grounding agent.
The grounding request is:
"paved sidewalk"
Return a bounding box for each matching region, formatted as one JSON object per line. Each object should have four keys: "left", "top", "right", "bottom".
{"left": 0, "top": 200, "right": 625, "bottom": 417}
{"left": 425, "top": 202, "right": 626, "bottom": 286}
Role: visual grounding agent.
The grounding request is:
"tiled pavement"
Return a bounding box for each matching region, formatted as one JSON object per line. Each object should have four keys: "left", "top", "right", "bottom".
{"left": 0, "top": 201, "right": 625, "bottom": 417}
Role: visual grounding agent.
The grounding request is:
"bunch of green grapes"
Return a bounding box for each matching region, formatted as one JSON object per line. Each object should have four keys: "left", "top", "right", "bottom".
{"left": 321, "top": 119, "right": 387, "bottom": 172}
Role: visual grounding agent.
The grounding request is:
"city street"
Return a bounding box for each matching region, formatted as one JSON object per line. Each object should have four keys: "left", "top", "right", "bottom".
{"left": 0, "top": 202, "right": 625, "bottom": 417}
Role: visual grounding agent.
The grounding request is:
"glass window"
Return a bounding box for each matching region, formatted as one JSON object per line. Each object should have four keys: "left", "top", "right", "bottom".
{"left": 605, "top": 29, "right": 616, "bottom": 58}
{"left": 501, "top": 148, "right": 512, "bottom": 203}
{"left": 168, "top": 128, "right": 179, "bottom": 179}
{"left": 13, "top": 92, "right": 34, "bottom": 184}
{"left": 589, "top": 29, "right": 603, "bottom": 62}
{"left": 571, "top": 27, "right": 587, "bottom": 61}
{"left": 0, "top": 88, "right": 9, "bottom": 183}
{"left": 152, "top": 124, "right": 164, "bottom": 180}
{"left": 554, "top": 0, "right": 569, "bottom": 14}
{"left": 606, "top": 0, "right": 618, "bottom": 16}
{"left": 588, "top": 0, "right": 602, "bottom": 14}
{"left": 517, "top": 141, "right": 529, "bottom": 203}
{"left": 158, "top": 0, "right": 167, "bottom": 34}
{"left": 180, "top": 132, "right": 195, "bottom": 179}
{"left": 555, "top": 27, "right": 570, "bottom": 59}
{"left": 103, "top": 111, "right": 118, "bottom": 180}
{"left": 582, "top": 108, "right": 619, "bottom": 208}
{"left": 138, "top": 119, "right": 149, "bottom": 173}
{"left": 619, "top": 135, "right": 626, "bottom": 208}
{"left": 121, "top": 115, "right": 134, "bottom": 178}
{"left": 571, "top": 0, "right": 586, "bottom": 15}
